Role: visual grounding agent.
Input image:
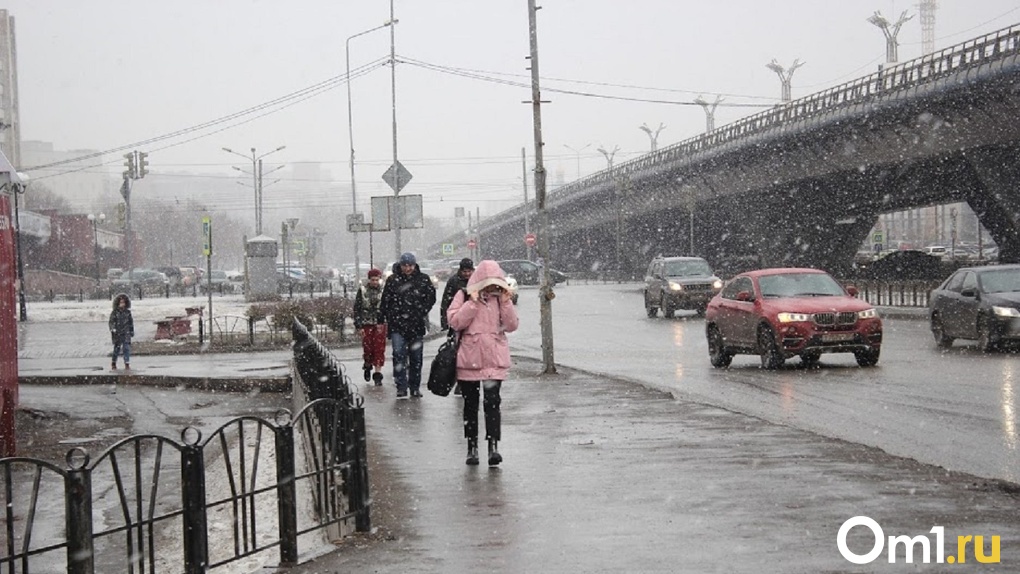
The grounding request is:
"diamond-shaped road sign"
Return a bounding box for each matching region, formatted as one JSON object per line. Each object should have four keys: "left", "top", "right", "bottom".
{"left": 382, "top": 161, "right": 413, "bottom": 193}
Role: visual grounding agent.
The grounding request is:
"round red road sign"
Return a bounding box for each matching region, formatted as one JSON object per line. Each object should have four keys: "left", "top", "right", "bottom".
{"left": 467, "top": 239, "right": 477, "bottom": 249}
{"left": 524, "top": 233, "right": 536, "bottom": 247}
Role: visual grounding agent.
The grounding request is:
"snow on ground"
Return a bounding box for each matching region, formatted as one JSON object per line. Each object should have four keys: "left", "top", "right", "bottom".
{"left": 22, "top": 294, "right": 253, "bottom": 323}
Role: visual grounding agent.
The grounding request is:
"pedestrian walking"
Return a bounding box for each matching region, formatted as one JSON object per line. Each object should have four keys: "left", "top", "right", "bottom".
{"left": 440, "top": 258, "right": 474, "bottom": 397}
{"left": 354, "top": 268, "right": 387, "bottom": 385}
{"left": 108, "top": 293, "right": 134, "bottom": 370}
{"left": 379, "top": 252, "right": 437, "bottom": 399}
{"left": 446, "top": 260, "right": 519, "bottom": 466}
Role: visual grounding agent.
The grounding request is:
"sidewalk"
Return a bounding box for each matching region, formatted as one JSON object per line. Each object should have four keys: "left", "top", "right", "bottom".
{"left": 21, "top": 310, "right": 1020, "bottom": 573}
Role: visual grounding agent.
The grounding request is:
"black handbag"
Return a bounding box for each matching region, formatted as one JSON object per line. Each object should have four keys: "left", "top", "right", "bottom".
{"left": 427, "top": 331, "right": 460, "bottom": 396}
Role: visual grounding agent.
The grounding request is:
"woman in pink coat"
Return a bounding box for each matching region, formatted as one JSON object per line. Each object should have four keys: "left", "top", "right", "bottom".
{"left": 446, "top": 259, "right": 520, "bottom": 466}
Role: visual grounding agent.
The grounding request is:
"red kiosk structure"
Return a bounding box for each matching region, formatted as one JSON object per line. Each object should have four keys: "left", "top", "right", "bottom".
{"left": 0, "top": 153, "right": 21, "bottom": 456}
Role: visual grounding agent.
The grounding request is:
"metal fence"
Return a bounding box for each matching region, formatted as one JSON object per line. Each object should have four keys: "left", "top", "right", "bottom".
{"left": 0, "top": 319, "right": 369, "bottom": 573}
{"left": 850, "top": 279, "right": 942, "bottom": 308}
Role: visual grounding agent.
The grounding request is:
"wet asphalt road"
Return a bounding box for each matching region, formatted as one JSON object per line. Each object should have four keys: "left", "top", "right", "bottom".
{"left": 508, "top": 283, "right": 1020, "bottom": 484}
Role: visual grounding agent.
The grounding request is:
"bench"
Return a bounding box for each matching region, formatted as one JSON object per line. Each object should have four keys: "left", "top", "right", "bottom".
{"left": 154, "top": 307, "right": 204, "bottom": 341}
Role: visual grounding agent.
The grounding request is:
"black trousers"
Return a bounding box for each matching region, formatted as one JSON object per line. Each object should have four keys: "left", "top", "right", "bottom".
{"left": 461, "top": 380, "right": 502, "bottom": 441}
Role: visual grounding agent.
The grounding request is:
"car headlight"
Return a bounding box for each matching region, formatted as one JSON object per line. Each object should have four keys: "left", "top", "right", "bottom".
{"left": 712, "top": 279, "right": 723, "bottom": 290}
{"left": 669, "top": 282, "right": 684, "bottom": 291}
{"left": 777, "top": 312, "right": 811, "bottom": 323}
{"left": 858, "top": 308, "right": 878, "bottom": 319}
{"left": 992, "top": 306, "right": 1020, "bottom": 318}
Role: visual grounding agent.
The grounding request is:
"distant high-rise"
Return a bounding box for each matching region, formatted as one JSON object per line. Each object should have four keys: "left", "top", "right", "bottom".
{"left": 0, "top": 10, "right": 20, "bottom": 168}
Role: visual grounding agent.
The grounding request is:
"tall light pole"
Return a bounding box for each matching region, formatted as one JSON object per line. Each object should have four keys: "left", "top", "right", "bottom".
{"left": 87, "top": 212, "right": 105, "bottom": 282}
{"left": 868, "top": 10, "right": 913, "bottom": 64}
{"left": 222, "top": 145, "right": 286, "bottom": 236}
{"left": 347, "top": 19, "right": 395, "bottom": 286}
{"left": 638, "top": 123, "right": 666, "bottom": 152}
{"left": 694, "top": 95, "right": 724, "bottom": 133}
{"left": 563, "top": 143, "right": 590, "bottom": 181}
{"left": 389, "top": 0, "right": 403, "bottom": 258}
{"left": 598, "top": 145, "right": 624, "bottom": 282}
{"left": 766, "top": 58, "right": 804, "bottom": 102}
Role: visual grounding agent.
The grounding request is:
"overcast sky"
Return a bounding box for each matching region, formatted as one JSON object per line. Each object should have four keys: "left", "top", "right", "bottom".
{"left": 7, "top": 1, "right": 1020, "bottom": 220}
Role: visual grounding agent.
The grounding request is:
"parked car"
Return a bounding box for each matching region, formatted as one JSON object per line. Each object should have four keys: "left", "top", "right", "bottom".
{"left": 857, "top": 250, "right": 944, "bottom": 280}
{"left": 111, "top": 268, "right": 170, "bottom": 291}
{"left": 497, "top": 259, "right": 568, "bottom": 286}
{"left": 643, "top": 256, "right": 722, "bottom": 317}
{"left": 199, "top": 269, "right": 231, "bottom": 293}
{"left": 928, "top": 264, "right": 1020, "bottom": 352}
{"left": 154, "top": 266, "right": 183, "bottom": 289}
{"left": 106, "top": 267, "right": 123, "bottom": 281}
{"left": 704, "top": 267, "right": 882, "bottom": 369}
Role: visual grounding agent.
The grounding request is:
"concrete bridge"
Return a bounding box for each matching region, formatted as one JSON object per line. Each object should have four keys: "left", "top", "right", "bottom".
{"left": 429, "top": 23, "right": 1020, "bottom": 278}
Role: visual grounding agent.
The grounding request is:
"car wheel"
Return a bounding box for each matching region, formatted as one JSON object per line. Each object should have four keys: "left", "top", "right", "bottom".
{"left": 757, "top": 325, "right": 784, "bottom": 370}
{"left": 854, "top": 347, "right": 881, "bottom": 367}
{"left": 645, "top": 292, "right": 658, "bottom": 318}
{"left": 976, "top": 315, "right": 997, "bottom": 353}
{"left": 930, "top": 313, "right": 954, "bottom": 349}
{"left": 660, "top": 294, "right": 675, "bottom": 318}
{"left": 800, "top": 352, "right": 820, "bottom": 367}
{"left": 707, "top": 325, "right": 733, "bottom": 368}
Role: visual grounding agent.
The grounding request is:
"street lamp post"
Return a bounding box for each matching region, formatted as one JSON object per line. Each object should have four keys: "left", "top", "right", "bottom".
{"left": 638, "top": 123, "right": 666, "bottom": 152}
{"left": 766, "top": 59, "right": 804, "bottom": 102}
{"left": 222, "top": 145, "right": 286, "bottom": 236}
{"left": 87, "top": 212, "right": 105, "bottom": 282}
{"left": 347, "top": 19, "right": 395, "bottom": 286}
{"left": 598, "top": 145, "right": 625, "bottom": 282}
{"left": 563, "top": 143, "right": 590, "bottom": 181}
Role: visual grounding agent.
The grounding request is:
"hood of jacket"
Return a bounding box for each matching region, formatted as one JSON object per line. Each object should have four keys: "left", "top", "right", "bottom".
{"left": 112, "top": 293, "right": 132, "bottom": 309}
{"left": 467, "top": 260, "right": 510, "bottom": 294}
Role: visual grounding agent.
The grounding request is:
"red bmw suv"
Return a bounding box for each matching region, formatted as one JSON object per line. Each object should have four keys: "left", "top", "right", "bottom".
{"left": 704, "top": 268, "right": 882, "bottom": 369}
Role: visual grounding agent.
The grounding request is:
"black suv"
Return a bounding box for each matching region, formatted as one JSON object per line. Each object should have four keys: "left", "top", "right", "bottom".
{"left": 643, "top": 256, "right": 722, "bottom": 317}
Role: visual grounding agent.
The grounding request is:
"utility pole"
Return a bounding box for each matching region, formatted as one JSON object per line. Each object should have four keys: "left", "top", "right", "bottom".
{"left": 598, "top": 145, "right": 624, "bottom": 283}
{"left": 638, "top": 123, "right": 666, "bottom": 152}
{"left": 694, "top": 95, "right": 723, "bottom": 133}
{"left": 121, "top": 150, "right": 150, "bottom": 294}
{"left": 521, "top": 147, "right": 533, "bottom": 261}
{"left": 389, "top": 0, "right": 403, "bottom": 258}
{"left": 766, "top": 59, "right": 804, "bottom": 102}
{"left": 528, "top": 0, "right": 555, "bottom": 374}
{"left": 918, "top": 0, "right": 938, "bottom": 55}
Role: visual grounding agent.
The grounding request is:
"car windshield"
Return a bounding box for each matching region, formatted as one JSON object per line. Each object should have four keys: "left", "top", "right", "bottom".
{"left": 758, "top": 273, "right": 845, "bottom": 298}
{"left": 664, "top": 260, "right": 712, "bottom": 277}
{"left": 980, "top": 269, "right": 1020, "bottom": 294}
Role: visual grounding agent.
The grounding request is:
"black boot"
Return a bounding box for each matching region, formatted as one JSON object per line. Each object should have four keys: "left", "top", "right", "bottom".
{"left": 372, "top": 371, "right": 383, "bottom": 386}
{"left": 487, "top": 439, "right": 502, "bottom": 466}
{"left": 466, "top": 438, "right": 479, "bottom": 466}
{"left": 363, "top": 363, "right": 371, "bottom": 382}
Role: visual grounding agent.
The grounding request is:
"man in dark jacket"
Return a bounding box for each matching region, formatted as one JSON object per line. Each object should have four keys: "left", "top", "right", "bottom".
{"left": 440, "top": 258, "right": 473, "bottom": 332}
{"left": 379, "top": 252, "right": 437, "bottom": 398}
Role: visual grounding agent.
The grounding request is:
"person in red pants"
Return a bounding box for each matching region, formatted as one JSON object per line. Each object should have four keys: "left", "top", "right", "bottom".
{"left": 354, "top": 268, "right": 387, "bottom": 385}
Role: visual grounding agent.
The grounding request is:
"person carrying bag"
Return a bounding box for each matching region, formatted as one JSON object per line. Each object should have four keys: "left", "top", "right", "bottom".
{"left": 445, "top": 260, "right": 519, "bottom": 466}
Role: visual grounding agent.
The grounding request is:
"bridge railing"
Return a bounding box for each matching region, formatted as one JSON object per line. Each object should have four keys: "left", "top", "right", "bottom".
{"left": 548, "top": 23, "right": 1020, "bottom": 202}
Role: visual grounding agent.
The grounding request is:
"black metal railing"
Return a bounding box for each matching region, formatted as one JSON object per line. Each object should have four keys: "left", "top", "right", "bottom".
{"left": 850, "top": 279, "right": 942, "bottom": 308}
{"left": 0, "top": 321, "right": 369, "bottom": 573}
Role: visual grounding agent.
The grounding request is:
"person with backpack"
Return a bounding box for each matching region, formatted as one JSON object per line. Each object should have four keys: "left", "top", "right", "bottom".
{"left": 108, "top": 292, "right": 134, "bottom": 370}
{"left": 446, "top": 260, "right": 519, "bottom": 466}
{"left": 354, "top": 268, "right": 387, "bottom": 385}
{"left": 379, "top": 252, "right": 437, "bottom": 399}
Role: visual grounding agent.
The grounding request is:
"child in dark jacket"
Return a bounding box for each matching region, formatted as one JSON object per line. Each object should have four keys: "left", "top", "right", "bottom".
{"left": 109, "top": 293, "right": 134, "bottom": 370}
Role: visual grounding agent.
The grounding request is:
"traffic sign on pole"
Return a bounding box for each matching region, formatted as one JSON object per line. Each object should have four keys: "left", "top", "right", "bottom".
{"left": 524, "top": 233, "right": 536, "bottom": 247}
{"left": 467, "top": 239, "right": 477, "bottom": 249}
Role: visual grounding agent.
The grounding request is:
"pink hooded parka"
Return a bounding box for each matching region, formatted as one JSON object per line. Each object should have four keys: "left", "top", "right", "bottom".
{"left": 446, "top": 260, "right": 520, "bottom": 381}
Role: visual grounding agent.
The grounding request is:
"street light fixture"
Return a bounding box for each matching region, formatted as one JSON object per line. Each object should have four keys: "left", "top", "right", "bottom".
{"left": 563, "top": 143, "right": 590, "bottom": 181}
{"left": 868, "top": 10, "right": 913, "bottom": 64}
{"left": 347, "top": 19, "right": 396, "bottom": 286}
{"left": 222, "top": 145, "right": 286, "bottom": 235}
{"left": 638, "top": 123, "right": 666, "bottom": 152}
{"left": 766, "top": 58, "right": 804, "bottom": 102}
{"left": 87, "top": 212, "right": 106, "bottom": 282}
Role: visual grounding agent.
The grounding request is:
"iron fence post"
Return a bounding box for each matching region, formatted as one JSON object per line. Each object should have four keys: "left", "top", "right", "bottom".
{"left": 352, "top": 406, "right": 371, "bottom": 532}
{"left": 180, "top": 442, "right": 208, "bottom": 574}
{"left": 275, "top": 424, "right": 299, "bottom": 565}
{"left": 65, "top": 465, "right": 94, "bottom": 574}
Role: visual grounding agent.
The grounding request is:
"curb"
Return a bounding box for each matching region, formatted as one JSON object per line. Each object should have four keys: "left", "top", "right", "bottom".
{"left": 19, "top": 374, "right": 292, "bottom": 393}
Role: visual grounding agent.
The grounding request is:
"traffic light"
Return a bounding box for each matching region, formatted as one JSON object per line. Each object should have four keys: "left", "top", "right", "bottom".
{"left": 123, "top": 152, "right": 136, "bottom": 179}
{"left": 138, "top": 152, "right": 149, "bottom": 178}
